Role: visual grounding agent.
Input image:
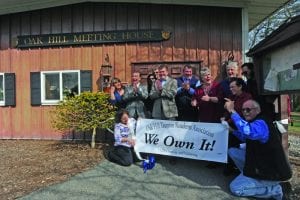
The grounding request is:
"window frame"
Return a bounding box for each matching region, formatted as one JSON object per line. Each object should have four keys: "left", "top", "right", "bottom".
{"left": 0, "top": 73, "right": 4, "bottom": 106}
{"left": 41, "top": 70, "right": 81, "bottom": 105}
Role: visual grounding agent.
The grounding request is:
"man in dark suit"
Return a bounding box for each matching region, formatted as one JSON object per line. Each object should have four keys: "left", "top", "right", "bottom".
{"left": 176, "top": 65, "right": 200, "bottom": 121}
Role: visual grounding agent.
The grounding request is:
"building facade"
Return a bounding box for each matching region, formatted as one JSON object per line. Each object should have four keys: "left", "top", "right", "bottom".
{"left": 0, "top": 1, "right": 286, "bottom": 139}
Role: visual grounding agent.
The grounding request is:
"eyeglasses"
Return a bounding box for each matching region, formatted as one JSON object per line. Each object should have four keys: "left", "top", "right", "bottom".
{"left": 242, "top": 71, "right": 248, "bottom": 75}
{"left": 242, "top": 107, "right": 257, "bottom": 113}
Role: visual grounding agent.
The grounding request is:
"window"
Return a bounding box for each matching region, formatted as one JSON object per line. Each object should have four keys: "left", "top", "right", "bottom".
{"left": 0, "top": 73, "right": 16, "bottom": 107}
{"left": 0, "top": 73, "right": 4, "bottom": 106}
{"left": 31, "top": 70, "right": 92, "bottom": 106}
{"left": 41, "top": 70, "right": 80, "bottom": 105}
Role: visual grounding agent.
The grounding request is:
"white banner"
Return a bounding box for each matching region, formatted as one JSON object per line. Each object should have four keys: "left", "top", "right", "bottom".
{"left": 135, "top": 119, "right": 228, "bottom": 163}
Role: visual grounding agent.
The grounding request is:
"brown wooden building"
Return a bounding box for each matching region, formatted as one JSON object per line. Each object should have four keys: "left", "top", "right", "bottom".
{"left": 0, "top": 1, "right": 290, "bottom": 139}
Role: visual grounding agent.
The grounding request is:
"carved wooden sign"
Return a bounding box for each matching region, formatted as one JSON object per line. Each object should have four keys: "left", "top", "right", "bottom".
{"left": 16, "top": 29, "right": 171, "bottom": 48}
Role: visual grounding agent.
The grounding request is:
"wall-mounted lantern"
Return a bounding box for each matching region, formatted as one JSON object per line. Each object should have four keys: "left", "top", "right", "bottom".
{"left": 100, "top": 54, "right": 113, "bottom": 92}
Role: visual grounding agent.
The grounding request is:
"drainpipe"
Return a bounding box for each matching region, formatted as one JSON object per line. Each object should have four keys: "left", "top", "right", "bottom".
{"left": 242, "top": 8, "right": 249, "bottom": 63}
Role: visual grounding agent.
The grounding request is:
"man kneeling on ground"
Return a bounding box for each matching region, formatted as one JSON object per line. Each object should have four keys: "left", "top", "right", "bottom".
{"left": 224, "top": 99, "right": 292, "bottom": 200}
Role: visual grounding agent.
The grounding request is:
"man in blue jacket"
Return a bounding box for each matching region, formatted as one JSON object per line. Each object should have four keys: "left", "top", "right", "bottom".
{"left": 224, "top": 99, "right": 292, "bottom": 200}
{"left": 176, "top": 65, "right": 200, "bottom": 121}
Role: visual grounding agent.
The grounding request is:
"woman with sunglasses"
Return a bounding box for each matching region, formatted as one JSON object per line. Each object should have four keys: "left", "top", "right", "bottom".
{"left": 109, "top": 77, "right": 125, "bottom": 110}
{"left": 144, "top": 73, "right": 156, "bottom": 118}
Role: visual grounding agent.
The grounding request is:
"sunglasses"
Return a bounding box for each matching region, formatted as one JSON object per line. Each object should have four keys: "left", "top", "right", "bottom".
{"left": 242, "top": 107, "right": 257, "bottom": 113}
{"left": 242, "top": 71, "right": 248, "bottom": 75}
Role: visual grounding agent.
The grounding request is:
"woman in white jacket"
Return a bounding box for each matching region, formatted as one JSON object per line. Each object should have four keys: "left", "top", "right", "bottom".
{"left": 106, "top": 109, "right": 136, "bottom": 166}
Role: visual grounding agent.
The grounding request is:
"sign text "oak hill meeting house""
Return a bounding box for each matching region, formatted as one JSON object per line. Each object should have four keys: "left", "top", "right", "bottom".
{"left": 16, "top": 29, "right": 171, "bottom": 48}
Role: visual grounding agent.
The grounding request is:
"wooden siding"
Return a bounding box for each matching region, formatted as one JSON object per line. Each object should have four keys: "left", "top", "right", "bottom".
{"left": 0, "top": 3, "right": 242, "bottom": 139}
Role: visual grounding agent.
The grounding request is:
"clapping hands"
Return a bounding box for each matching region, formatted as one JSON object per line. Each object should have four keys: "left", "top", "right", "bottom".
{"left": 155, "top": 80, "right": 162, "bottom": 91}
{"left": 201, "top": 95, "right": 210, "bottom": 102}
{"left": 191, "top": 99, "right": 197, "bottom": 107}
{"left": 182, "top": 82, "right": 190, "bottom": 90}
{"left": 110, "top": 86, "right": 115, "bottom": 94}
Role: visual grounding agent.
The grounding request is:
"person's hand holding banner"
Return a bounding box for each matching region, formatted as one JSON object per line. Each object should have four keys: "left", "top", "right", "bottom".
{"left": 224, "top": 98, "right": 235, "bottom": 113}
{"left": 135, "top": 119, "right": 229, "bottom": 163}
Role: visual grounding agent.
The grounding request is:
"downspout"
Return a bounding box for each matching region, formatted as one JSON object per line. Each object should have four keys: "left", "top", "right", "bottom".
{"left": 242, "top": 7, "right": 249, "bottom": 62}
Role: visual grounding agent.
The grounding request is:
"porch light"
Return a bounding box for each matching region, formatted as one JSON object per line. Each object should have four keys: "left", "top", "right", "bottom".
{"left": 100, "top": 54, "right": 113, "bottom": 92}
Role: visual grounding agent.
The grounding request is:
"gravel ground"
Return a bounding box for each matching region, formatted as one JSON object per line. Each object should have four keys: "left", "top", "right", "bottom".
{"left": 288, "top": 134, "right": 300, "bottom": 200}
{"left": 289, "top": 134, "right": 300, "bottom": 158}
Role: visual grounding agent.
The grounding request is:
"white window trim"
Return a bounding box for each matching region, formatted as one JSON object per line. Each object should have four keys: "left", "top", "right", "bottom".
{"left": 0, "top": 73, "right": 4, "bottom": 106}
{"left": 41, "top": 70, "right": 81, "bottom": 105}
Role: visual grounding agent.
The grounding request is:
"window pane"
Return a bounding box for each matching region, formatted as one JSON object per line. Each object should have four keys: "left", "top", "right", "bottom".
{"left": 62, "top": 72, "right": 79, "bottom": 98}
{"left": 0, "top": 75, "right": 3, "bottom": 101}
{"left": 45, "top": 73, "right": 60, "bottom": 100}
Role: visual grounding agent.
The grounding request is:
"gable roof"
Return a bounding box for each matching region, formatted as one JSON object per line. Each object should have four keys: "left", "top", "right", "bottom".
{"left": 247, "top": 15, "right": 300, "bottom": 56}
{"left": 0, "top": 0, "right": 291, "bottom": 31}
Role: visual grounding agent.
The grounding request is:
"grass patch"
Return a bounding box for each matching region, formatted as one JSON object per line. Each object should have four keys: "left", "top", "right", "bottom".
{"left": 289, "top": 112, "right": 300, "bottom": 134}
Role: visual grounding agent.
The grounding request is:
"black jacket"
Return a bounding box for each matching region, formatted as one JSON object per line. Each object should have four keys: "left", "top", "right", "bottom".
{"left": 243, "top": 115, "right": 292, "bottom": 181}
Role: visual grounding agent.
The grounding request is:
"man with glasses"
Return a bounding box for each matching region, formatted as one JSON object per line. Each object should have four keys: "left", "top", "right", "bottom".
{"left": 224, "top": 99, "right": 292, "bottom": 200}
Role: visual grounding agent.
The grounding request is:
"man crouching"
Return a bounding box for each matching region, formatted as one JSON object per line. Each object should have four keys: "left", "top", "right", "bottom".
{"left": 224, "top": 99, "right": 292, "bottom": 200}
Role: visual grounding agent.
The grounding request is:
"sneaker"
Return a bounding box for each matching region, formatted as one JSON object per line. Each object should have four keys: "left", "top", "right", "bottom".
{"left": 271, "top": 184, "right": 283, "bottom": 200}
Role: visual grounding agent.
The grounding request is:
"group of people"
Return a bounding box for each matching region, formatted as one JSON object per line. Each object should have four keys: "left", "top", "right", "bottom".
{"left": 109, "top": 65, "right": 178, "bottom": 120}
{"left": 106, "top": 62, "right": 292, "bottom": 200}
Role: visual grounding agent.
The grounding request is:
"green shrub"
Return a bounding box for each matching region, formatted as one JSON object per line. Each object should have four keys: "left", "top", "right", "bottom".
{"left": 295, "top": 105, "right": 300, "bottom": 112}
{"left": 51, "top": 92, "right": 116, "bottom": 148}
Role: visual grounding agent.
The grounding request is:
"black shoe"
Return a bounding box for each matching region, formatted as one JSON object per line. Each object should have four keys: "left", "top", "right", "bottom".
{"left": 169, "top": 157, "right": 177, "bottom": 165}
{"left": 280, "top": 181, "right": 292, "bottom": 200}
{"left": 206, "top": 162, "right": 222, "bottom": 169}
{"left": 223, "top": 164, "right": 239, "bottom": 176}
{"left": 103, "top": 150, "right": 111, "bottom": 161}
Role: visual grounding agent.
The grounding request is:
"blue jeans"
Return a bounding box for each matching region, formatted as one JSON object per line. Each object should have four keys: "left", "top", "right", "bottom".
{"left": 228, "top": 147, "right": 283, "bottom": 200}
